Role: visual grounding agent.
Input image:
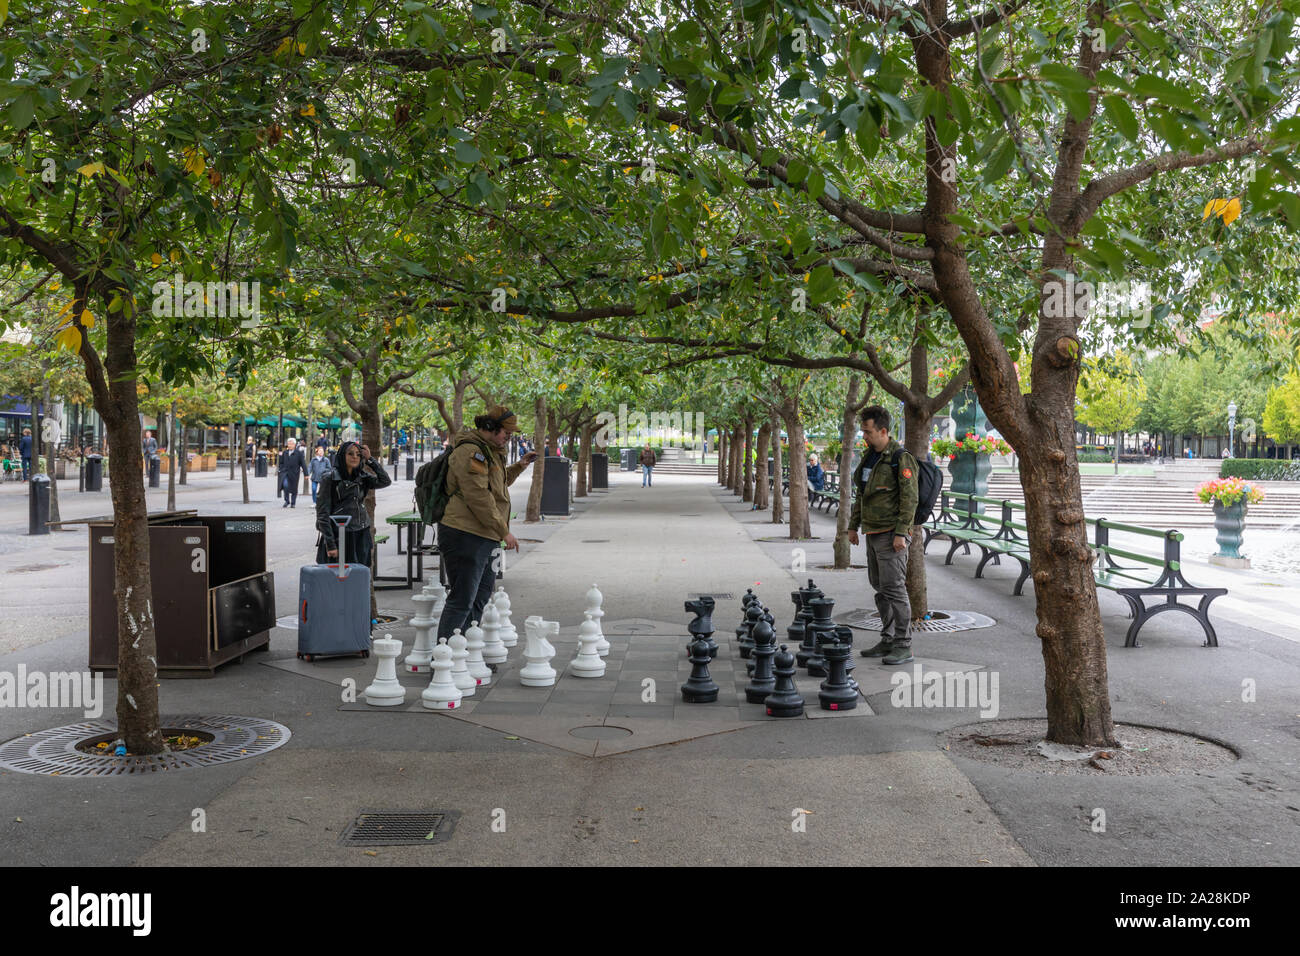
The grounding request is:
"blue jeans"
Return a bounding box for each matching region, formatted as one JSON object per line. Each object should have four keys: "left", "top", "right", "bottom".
{"left": 642, "top": 464, "right": 652, "bottom": 486}
{"left": 436, "top": 524, "right": 500, "bottom": 642}
{"left": 21, "top": 457, "right": 31, "bottom": 481}
{"left": 311, "top": 479, "right": 319, "bottom": 503}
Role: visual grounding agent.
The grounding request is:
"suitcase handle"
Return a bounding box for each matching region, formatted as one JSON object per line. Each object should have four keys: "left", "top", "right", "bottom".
{"left": 331, "top": 515, "right": 352, "bottom": 580}
{"left": 300, "top": 598, "right": 307, "bottom": 623}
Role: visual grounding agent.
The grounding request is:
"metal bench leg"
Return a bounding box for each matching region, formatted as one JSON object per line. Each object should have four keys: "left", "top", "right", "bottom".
{"left": 1197, "top": 594, "right": 1220, "bottom": 648}
{"left": 945, "top": 537, "right": 964, "bottom": 565}
{"left": 1123, "top": 595, "right": 1146, "bottom": 647}
{"left": 1013, "top": 559, "right": 1032, "bottom": 596}
{"left": 974, "top": 548, "right": 1001, "bottom": 579}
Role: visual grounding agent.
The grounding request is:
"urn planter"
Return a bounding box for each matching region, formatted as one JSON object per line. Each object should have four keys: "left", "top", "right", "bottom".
{"left": 1209, "top": 501, "right": 1249, "bottom": 568}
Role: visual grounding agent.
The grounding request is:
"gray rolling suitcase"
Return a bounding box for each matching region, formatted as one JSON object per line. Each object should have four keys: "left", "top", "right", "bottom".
{"left": 297, "top": 516, "right": 372, "bottom": 662}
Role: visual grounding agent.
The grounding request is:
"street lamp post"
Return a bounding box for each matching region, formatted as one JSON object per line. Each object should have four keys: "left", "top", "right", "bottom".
{"left": 1227, "top": 401, "right": 1238, "bottom": 458}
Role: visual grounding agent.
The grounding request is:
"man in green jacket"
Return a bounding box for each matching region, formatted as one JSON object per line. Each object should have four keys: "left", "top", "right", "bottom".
{"left": 436, "top": 406, "right": 538, "bottom": 641}
{"left": 848, "top": 404, "right": 919, "bottom": 665}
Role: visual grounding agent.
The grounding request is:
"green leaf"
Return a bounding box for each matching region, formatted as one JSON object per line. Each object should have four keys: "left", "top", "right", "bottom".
{"left": 454, "top": 141, "right": 483, "bottom": 164}
{"left": 876, "top": 90, "right": 915, "bottom": 123}
{"left": 1130, "top": 74, "right": 1197, "bottom": 112}
{"left": 983, "top": 136, "right": 1016, "bottom": 184}
{"left": 9, "top": 92, "right": 34, "bottom": 131}
{"left": 806, "top": 168, "right": 825, "bottom": 199}
{"left": 1102, "top": 95, "right": 1139, "bottom": 142}
{"left": 785, "top": 159, "right": 808, "bottom": 184}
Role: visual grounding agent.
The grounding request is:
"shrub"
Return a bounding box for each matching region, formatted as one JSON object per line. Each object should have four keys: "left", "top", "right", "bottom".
{"left": 1220, "top": 458, "right": 1300, "bottom": 481}
{"left": 1076, "top": 450, "right": 1113, "bottom": 463}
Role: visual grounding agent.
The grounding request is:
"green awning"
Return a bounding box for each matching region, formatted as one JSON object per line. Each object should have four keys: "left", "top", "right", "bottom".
{"left": 315, "top": 417, "right": 342, "bottom": 429}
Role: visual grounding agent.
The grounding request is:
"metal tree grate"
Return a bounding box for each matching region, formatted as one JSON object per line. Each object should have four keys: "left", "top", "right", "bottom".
{"left": 0, "top": 714, "right": 291, "bottom": 776}
{"left": 339, "top": 809, "right": 460, "bottom": 846}
{"left": 835, "top": 608, "right": 996, "bottom": 633}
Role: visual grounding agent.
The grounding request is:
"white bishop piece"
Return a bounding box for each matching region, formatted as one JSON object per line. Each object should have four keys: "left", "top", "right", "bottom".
{"left": 570, "top": 612, "right": 606, "bottom": 678}
{"left": 585, "top": 582, "right": 609, "bottom": 657}
{"left": 493, "top": 588, "right": 518, "bottom": 647}
{"left": 464, "top": 620, "right": 492, "bottom": 686}
{"left": 404, "top": 591, "right": 437, "bottom": 673}
{"left": 480, "top": 602, "right": 508, "bottom": 665}
{"left": 421, "top": 639, "right": 462, "bottom": 710}
{"left": 519, "top": 615, "right": 558, "bottom": 687}
{"left": 364, "top": 632, "right": 407, "bottom": 706}
{"left": 449, "top": 630, "right": 475, "bottom": 696}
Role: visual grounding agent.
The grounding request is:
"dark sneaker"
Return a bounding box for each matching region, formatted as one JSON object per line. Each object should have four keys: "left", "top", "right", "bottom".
{"left": 882, "top": 644, "right": 914, "bottom": 665}
{"left": 860, "top": 640, "right": 893, "bottom": 658}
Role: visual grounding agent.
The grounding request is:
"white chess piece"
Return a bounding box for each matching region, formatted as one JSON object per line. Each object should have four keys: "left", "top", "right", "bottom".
{"left": 404, "top": 592, "right": 436, "bottom": 673}
{"left": 480, "top": 602, "right": 508, "bottom": 665}
{"left": 571, "top": 612, "right": 606, "bottom": 678}
{"left": 585, "top": 582, "right": 609, "bottom": 657}
{"left": 519, "top": 615, "right": 557, "bottom": 687}
{"left": 493, "top": 589, "right": 518, "bottom": 647}
{"left": 422, "top": 582, "right": 447, "bottom": 617}
{"left": 364, "top": 633, "right": 407, "bottom": 706}
{"left": 449, "top": 629, "right": 475, "bottom": 696}
{"left": 464, "top": 620, "right": 492, "bottom": 686}
{"left": 421, "top": 639, "right": 463, "bottom": 710}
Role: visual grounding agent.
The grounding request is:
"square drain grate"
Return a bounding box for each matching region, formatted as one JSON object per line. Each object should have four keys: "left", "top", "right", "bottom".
{"left": 339, "top": 809, "right": 461, "bottom": 847}
{"left": 690, "top": 592, "right": 735, "bottom": 600}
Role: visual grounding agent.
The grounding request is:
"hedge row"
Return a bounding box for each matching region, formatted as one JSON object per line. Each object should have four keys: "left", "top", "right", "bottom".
{"left": 1219, "top": 458, "right": 1300, "bottom": 481}
{"left": 1076, "top": 451, "right": 1113, "bottom": 463}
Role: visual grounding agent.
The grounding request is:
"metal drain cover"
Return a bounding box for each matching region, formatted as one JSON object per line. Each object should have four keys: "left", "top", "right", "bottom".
{"left": 836, "top": 609, "right": 996, "bottom": 633}
{"left": 568, "top": 725, "right": 633, "bottom": 740}
{"left": 0, "top": 714, "right": 291, "bottom": 776}
{"left": 690, "top": 592, "right": 734, "bottom": 600}
{"left": 339, "top": 809, "right": 460, "bottom": 846}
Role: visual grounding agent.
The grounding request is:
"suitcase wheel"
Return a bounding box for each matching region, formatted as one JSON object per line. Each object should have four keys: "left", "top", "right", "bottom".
{"left": 359, "top": 650, "right": 369, "bottom": 659}
{"left": 301, "top": 654, "right": 314, "bottom": 663}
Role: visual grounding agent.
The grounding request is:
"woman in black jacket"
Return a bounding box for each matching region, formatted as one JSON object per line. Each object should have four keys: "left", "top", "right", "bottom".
{"left": 314, "top": 441, "right": 392, "bottom": 565}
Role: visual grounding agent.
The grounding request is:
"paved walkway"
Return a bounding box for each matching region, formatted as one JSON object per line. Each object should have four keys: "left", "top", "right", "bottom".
{"left": 0, "top": 468, "right": 1297, "bottom": 865}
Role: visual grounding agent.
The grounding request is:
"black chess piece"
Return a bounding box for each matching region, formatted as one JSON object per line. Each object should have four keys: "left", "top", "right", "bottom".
{"left": 685, "top": 595, "right": 718, "bottom": 659}
{"left": 734, "top": 588, "right": 757, "bottom": 651}
{"left": 818, "top": 640, "right": 858, "bottom": 711}
{"left": 747, "top": 605, "right": 777, "bottom": 675}
{"left": 804, "top": 596, "right": 836, "bottom": 676}
{"left": 788, "top": 589, "right": 806, "bottom": 646}
{"left": 833, "top": 624, "right": 858, "bottom": 686}
{"left": 738, "top": 601, "right": 762, "bottom": 659}
{"left": 745, "top": 616, "right": 777, "bottom": 701}
{"left": 765, "top": 645, "right": 805, "bottom": 717}
{"left": 681, "top": 636, "right": 719, "bottom": 703}
{"left": 795, "top": 582, "right": 823, "bottom": 668}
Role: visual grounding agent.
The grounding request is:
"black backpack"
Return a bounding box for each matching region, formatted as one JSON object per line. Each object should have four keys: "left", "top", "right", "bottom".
{"left": 414, "top": 438, "right": 492, "bottom": 525}
{"left": 854, "top": 449, "right": 944, "bottom": 526}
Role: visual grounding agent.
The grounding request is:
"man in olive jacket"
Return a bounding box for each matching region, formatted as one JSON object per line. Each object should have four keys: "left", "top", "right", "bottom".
{"left": 847, "top": 404, "right": 919, "bottom": 665}
{"left": 436, "top": 406, "right": 538, "bottom": 641}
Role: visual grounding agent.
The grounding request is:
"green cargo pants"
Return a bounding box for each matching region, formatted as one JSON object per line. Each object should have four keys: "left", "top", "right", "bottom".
{"left": 867, "top": 531, "right": 912, "bottom": 648}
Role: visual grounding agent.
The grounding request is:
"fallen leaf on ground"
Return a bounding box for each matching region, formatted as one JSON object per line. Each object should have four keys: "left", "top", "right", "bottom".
{"left": 364, "top": 850, "right": 378, "bottom": 857}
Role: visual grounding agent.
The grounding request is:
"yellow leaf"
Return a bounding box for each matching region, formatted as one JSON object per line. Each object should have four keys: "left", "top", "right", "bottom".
{"left": 699, "top": 247, "right": 707, "bottom": 259}
{"left": 558, "top": 383, "right": 568, "bottom": 392}
{"left": 669, "top": 124, "right": 679, "bottom": 132}
{"left": 79, "top": 309, "right": 95, "bottom": 328}
{"left": 55, "top": 327, "right": 81, "bottom": 351}
{"left": 300, "top": 104, "right": 316, "bottom": 117}
{"left": 275, "top": 36, "right": 294, "bottom": 56}
{"left": 150, "top": 253, "right": 162, "bottom": 267}
{"left": 1222, "top": 197, "right": 1242, "bottom": 225}
{"left": 296, "top": 42, "right": 306, "bottom": 55}
{"left": 76, "top": 161, "right": 105, "bottom": 178}
{"left": 170, "top": 250, "right": 179, "bottom": 263}
{"left": 182, "top": 146, "right": 205, "bottom": 176}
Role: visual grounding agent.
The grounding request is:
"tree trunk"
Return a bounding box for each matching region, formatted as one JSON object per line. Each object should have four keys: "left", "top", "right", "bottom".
{"left": 546, "top": 407, "right": 560, "bottom": 458}
{"left": 452, "top": 377, "right": 467, "bottom": 433}
{"left": 179, "top": 417, "right": 187, "bottom": 486}
{"left": 576, "top": 421, "right": 591, "bottom": 497}
{"left": 741, "top": 416, "right": 753, "bottom": 501}
{"left": 753, "top": 421, "right": 770, "bottom": 511}
{"left": 833, "top": 376, "right": 863, "bottom": 569}
{"left": 41, "top": 379, "right": 62, "bottom": 525}
{"left": 730, "top": 425, "right": 743, "bottom": 495}
{"left": 1114, "top": 431, "right": 1121, "bottom": 474}
{"left": 525, "top": 395, "right": 546, "bottom": 522}
{"left": 902, "top": 391, "right": 930, "bottom": 619}
{"left": 717, "top": 432, "right": 727, "bottom": 485}
{"left": 230, "top": 422, "right": 237, "bottom": 480}
{"left": 770, "top": 413, "right": 784, "bottom": 524}
{"left": 782, "top": 399, "right": 811, "bottom": 539}
{"left": 166, "top": 401, "right": 176, "bottom": 512}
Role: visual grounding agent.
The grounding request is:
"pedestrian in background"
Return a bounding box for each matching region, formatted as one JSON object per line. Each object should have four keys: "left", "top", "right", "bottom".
{"left": 315, "top": 441, "right": 391, "bottom": 566}
{"left": 639, "top": 442, "right": 656, "bottom": 487}
{"left": 308, "top": 445, "right": 331, "bottom": 504}
{"left": 19, "top": 428, "right": 33, "bottom": 481}
{"left": 277, "top": 437, "right": 306, "bottom": 508}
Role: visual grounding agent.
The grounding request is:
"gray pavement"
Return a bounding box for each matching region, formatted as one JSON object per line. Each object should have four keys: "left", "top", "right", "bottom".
{"left": 0, "top": 465, "right": 1297, "bottom": 866}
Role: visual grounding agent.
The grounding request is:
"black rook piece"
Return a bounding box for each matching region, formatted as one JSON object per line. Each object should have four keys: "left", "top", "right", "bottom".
{"left": 818, "top": 640, "right": 858, "bottom": 711}
{"left": 765, "top": 645, "right": 804, "bottom": 718}
{"left": 685, "top": 596, "right": 718, "bottom": 659}
{"left": 681, "top": 636, "right": 720, "bottom": 703}
{"left": 745, "top": 616, "right": 778, "bottom": 702}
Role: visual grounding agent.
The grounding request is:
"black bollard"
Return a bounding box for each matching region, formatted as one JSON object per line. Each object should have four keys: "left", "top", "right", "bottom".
{"left": 681, "top": 636, "right": 719, "bottom": 703}
{"left": 818, "top": 640, "right": 858, "bottom": 711}
{"left": 765, "top": 645, "right": 804, "bottom": 718}
{"left": 685, "top": 595, "right": 718, "bottom": 659}
{"left": 148, "top": 454, "right": 161, "bottom": 487}
{"left": 745, "top": 616, "right": 777, "bottom": 703}
{"left": 28, "top": 474, "right": 50, "bottom": 535}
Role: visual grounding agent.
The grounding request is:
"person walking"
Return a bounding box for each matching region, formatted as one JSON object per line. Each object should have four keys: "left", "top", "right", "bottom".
{"left": 141, "top": 429, "right": 157, "bottom": 476}
{"left": 308, "top": 445, "right": 331, "bottom": 504}
{"left": 639, "top": 443, "right": 656, "bottom": 487}
{"left": 436, "top": 407, "right": 537, "bottom": 642}
{"left": 847, "top": 404, "right": 919, "bottom": 665}
{"left": 315, "top": 433, "right": 330, "bottom": 455}
{"left": 18, "top": 428, "right": 33, "bottom": 481}
{"left": 314, "top": 441, "right": 391, "bottom": 566}
{"left": 277, "top": 437, "right": 307, "bottom": 508}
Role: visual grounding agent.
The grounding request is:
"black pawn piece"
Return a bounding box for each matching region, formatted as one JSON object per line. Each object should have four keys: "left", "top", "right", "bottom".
{"left": 685, "top": 595, "right": 718, "bottom": 659}
{"left": 765, "top": 645, "right": 804, "bottom": 718}
{"left": 681, "top": 636, "right": 719, "bottom": 703}
{"left": 818, "top": 641, "right": 858, "bottom": 711}
{"left": 745, "top": 617, "right": 777, "bottom": 702}
{"left": 738, "top": 601, "right": 762, "bottom": 659}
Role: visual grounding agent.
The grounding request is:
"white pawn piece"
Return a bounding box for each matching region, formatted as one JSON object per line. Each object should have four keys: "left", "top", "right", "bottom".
{"left": 585, "top": 582, "right": 610, "bottom": 657}
{"left": 463, "top": 620, "right": 492, "bottom": 687}
{"left": 449, "top": 630, "right": 475, "bottom": 697}
{"left": 480, "top": 602, "right": 508, "bottom": 665}
{"left": 519, "top": 616, "right": 557, "bottom": 687}
{"left": 493, "top": 588, "right": 518, "bottom": 647}
{"left": 570, "top": 612, "right": 607, "bottom": 678}
{"left": 364, "top": 633, "right": 407, "bottom": 707}
{"left": 404, "top": 592, "right": 436, "bottom": 673}
{"left": 421, "top": 639, "right": 463, "bottom": 710}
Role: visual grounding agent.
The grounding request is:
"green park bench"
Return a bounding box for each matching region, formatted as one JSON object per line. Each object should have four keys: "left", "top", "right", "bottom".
{"left": 923, "top": 492, "right": 1228, "bottom": 647}
{"left": 374, "top": 510, "right": 440, "bottom": 591}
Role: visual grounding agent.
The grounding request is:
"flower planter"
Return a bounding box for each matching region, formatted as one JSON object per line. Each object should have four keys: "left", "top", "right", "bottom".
{"left": 947, "top": 453, "right": 991, "bottom": 514}
{"left": 1210, "top": 500, "right": 1249, "bottom": 568}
